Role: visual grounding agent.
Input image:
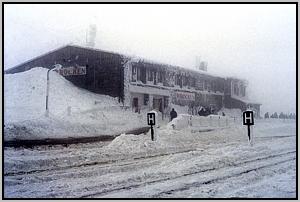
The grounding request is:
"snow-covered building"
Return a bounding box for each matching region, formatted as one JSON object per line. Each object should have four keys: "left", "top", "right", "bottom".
{"left": 224, "top": 77, "right": 261, "bottom": 117}
{"left": 5, "top": 45, "right": 261, "bottom": 116}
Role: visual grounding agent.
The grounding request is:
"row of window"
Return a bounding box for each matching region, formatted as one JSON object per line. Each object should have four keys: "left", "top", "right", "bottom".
{"left": 233, "top": 83, "right": 246, "bottom": 97}
{"left": 132, "top": 65, "right": 225, "bottom": 93}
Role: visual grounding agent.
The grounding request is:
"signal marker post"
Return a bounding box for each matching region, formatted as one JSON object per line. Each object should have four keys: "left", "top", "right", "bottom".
{"left": 243, "top": 110, "right": 254, "bottom": 143}
{"left": 147, "top": 112, "right": 156, "bottom": 141}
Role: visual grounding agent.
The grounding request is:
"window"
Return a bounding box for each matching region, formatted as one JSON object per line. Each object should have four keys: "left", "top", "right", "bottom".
{"left": 164, "top": 96, "right": 169, "bottom": 108}
{"left": 241, "top": 86, "right": 246, "bottom": 97}
{"left": 190, "top": 77, "right": 196, "bottom": 87}
{"left": 140, "top": 67, "right": 146, "bottom": 83}
{"left": 147, "top": 69, "right": 154, "bottom": 81}
{"left": 153, "top": 71, "right": 157, "bottom": 85}
{"left": 212, "top": 81, "right": 216, "bottom": 92}
{"left": 205, "top": 80, "right": 211, "bottom": 91}
{"left": 182, "top": 75, "right": 186, "bottom": 86}
{"left": 234, "top": 83, "right": 239, "bottom": 95}
{"left": 144, "top": 94, "right": 149, "bottom": 105}
{"left": 136, "top": 67, "right": 141, "bottom": 81}
{"left": 167, "top": 72, "right": 175, "bottom": 87}
{"left": 196, "top": 80, "right": 204, "bottom": 90}
{"left": 132, "top": 66, "right": 137, "bottom": 82}
{"left": 176, "top": 74, "right": 182, "bottom": 87}
{"left": 158, "top": 71, "right": 163, "bottom": 83}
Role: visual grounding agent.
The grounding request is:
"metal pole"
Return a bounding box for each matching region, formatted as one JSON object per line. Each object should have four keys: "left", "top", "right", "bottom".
{"left": 247, "top": 125, "right": 251, "bottom": 142}
{"left": 150, "top": 125, "right": 154, "bottom": 141}
{"left": 94, "top": 65, "right": 95, "bottom": 90}
{"left": 45, "top": 69, "right": 51, "bottom": 117}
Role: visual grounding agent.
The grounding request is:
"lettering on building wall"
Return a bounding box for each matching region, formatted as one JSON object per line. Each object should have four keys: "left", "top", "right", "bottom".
{"left": 175, "top": 92, "right": 195, "bottom": 101}
{"left": 55, "top": 66, "right": 86, "bottom": 76}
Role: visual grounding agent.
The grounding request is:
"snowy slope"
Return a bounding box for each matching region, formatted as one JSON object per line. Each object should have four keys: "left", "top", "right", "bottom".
{"left": 4, "top": 67, "right": 147, "bottom": 141}
{"left": 4, "top": 67, "right": 120, "bottom": 121}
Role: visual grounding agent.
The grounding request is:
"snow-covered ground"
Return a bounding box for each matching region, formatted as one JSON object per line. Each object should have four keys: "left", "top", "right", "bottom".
{"left": 4, "top": 67, "right": 296, "bottom": 198}
{"left": 4, "top": 67, "right": 148, "bottom": 141}
{"left": 4, "top": 118, "right": 296, "bottom": 198}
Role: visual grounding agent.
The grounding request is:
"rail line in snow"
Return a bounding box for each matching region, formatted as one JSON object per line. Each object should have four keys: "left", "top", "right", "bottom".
{"left": 4, "top": 148, "right": 197, "bottom": 176}
{"left": 151, "top": 156, "right": 295, "bottom": 197}
{"left": 78, "top": 150, "right": 296, "bottom": 198}
{"left": 5, "top": 131, "right": 295, "bottom": 177}
{"left": 4, "top": 149, "right": 295, "bottom": 198}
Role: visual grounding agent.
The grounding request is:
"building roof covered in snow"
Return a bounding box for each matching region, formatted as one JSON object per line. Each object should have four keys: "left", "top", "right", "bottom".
{"left": 5, "top": 44, "right": 230, "bottom": 80}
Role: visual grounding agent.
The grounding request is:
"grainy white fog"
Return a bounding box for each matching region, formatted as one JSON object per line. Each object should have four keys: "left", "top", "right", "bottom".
{"left": 4, "top": 4, "right": 296, "bottom": 115}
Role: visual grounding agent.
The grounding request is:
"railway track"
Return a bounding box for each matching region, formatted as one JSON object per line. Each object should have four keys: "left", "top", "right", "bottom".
{"left": 79, "top": 150, "right": 296, "bottom": 198}
{"left": 152, "top": 155, "right": 295, "bottom": 197}
{"left": 4, "top": 148, "right": 296, "bottom": 198}
{"left": 4, "top": 123, "right": 296, "bottom": 198}
{"left": 4, "top": 150, "right": 296, "bottom": 198}
{"left": 4, "top": 148, "right": 197, "bottom": 177}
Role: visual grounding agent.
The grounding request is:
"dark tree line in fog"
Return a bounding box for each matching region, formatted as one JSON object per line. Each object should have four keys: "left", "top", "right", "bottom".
{"left": 264, "top": 112, "right": 296, "bottom": 119}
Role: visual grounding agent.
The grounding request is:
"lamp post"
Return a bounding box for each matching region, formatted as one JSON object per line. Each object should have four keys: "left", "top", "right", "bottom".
{"left": 45, "top": 66, "right": 59, "bottom": 117}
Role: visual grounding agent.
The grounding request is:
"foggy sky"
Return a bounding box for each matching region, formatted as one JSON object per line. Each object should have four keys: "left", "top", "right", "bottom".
{"left": 4, "top": 4, "right": 296, "bottom": 115}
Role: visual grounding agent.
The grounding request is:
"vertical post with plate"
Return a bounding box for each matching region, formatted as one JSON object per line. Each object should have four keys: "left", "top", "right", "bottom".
{"left": 243, "top": 110, "right": 254, "bottom": 143}
{"left": 147, "top": 112, "right": 156, "bottom": 141}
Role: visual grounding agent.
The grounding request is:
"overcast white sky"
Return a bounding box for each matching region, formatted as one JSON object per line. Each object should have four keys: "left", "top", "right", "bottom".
{"left": 4, "top": 4, "right": 296, "bottom": 115}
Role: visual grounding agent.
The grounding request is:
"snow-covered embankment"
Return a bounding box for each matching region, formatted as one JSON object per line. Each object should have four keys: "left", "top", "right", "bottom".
{"left": 4, "top": 67, "right": 147, "bottom": 141}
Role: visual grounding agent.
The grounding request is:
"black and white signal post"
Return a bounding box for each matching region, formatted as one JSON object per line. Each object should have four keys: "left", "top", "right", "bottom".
{"left": 243, "top": 110, "right": 254, "bottom": 143}
{"left": 147, "top": 112, "right": 156, "bottom": 141}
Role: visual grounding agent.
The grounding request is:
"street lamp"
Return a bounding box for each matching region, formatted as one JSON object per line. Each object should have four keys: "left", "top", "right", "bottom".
{"left": 45, "top": 65, "right": 60, "bottom": 117}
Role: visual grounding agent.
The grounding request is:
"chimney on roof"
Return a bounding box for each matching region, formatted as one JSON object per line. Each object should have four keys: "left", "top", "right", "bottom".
{"left": 86, "top": 24, "right": 97, "bottom": 48}
{"left": 199, "top": 61, "right": 208, "bottom": 71}
{"left": 195, "top": 56, "right": 208, "bottom": 71}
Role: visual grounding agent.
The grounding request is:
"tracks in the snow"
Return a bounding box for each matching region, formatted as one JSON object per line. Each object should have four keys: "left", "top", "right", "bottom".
{"left": 79, "top": 150, "right": 296, "bottom": 198}
{"left": 153, "top": 156, "right": 295, "bottom": 197}
{"left": 4, "top": 148, "right": 197, "bottom": 177}
{"left": 4, "top": 148, "right": 296, "bottom": 198}
{"left": 255, "top": 135, "right": 296, "bottom": 139}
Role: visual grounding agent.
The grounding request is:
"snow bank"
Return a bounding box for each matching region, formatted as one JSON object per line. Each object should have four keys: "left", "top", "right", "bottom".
{"left": 4, "top": 67, "right": 119, "bottom": 122}
{"left": 103, "top": 117, "right": 296, "bottom": 159}
{"left": 218, "top": 108, "right": 242, "bottom": 118}
{"left": 167, "top": 114, "right": 235, "bottom": 130}
{"left": 105, "top": 133, "right": 164, "bottom": 154}
{"left": 4, "top": 67, "right": 147, "bottom": 141}
{"left": 105, "top": 119, "right": 248, "bottom": 157}
{"left": 167, "top": 114, "right": 192, "bottom": 130}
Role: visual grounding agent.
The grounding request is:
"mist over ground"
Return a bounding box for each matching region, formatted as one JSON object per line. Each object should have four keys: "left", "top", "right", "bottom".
{"left": 4, "top": 4, "right": 296, "bottom": 115}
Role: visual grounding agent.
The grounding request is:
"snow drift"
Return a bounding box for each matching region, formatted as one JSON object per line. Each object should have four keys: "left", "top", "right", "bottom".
{"left": 167, "top": 114, "right": 237, "bottom": 131}
{"left": 4, "top": 67, "right": 147, "bottom": 141}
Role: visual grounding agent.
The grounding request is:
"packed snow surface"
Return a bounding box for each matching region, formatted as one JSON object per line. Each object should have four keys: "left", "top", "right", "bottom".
{"left": 4, "top": 118, "right": 296, "bottom": 198}
{"left": 4, "top": 67, "right": 147, "bottom": 140}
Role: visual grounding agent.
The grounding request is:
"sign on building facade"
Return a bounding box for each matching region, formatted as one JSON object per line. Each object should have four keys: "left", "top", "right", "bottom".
{"left": 175, "top": 91, "right": 195, "bottom": 101}
{"left": 55, "top": 66, "right": 86, "bottom": 76}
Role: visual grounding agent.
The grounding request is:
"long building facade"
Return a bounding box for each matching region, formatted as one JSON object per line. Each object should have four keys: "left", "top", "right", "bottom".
{"left": 5, "top": 45, "right": 261, "bottom": 117}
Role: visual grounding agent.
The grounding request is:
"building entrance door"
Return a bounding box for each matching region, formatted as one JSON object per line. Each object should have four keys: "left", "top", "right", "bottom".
{"left": 133, "top": 98, "right": 138, "bottom": 113}
{"left": 153, "top": 98, "right": 163, "bottom": 112}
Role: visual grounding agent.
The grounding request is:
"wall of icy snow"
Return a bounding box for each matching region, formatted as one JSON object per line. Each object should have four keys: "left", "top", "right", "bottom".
{"left": 4, "top": 67, "right": 121, "bottom": 121}
{"left": 4, "top": 67, "right": 147, "bottom": 141}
